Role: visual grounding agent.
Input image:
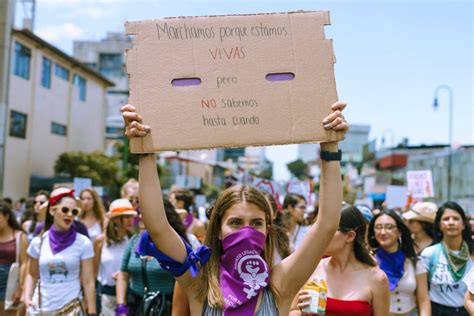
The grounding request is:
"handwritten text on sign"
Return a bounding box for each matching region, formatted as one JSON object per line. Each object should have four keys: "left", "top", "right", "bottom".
{"left": 406, "top": 170, "right": 434, "bottom": 199}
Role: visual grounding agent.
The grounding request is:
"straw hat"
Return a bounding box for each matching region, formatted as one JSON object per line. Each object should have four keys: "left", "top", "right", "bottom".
{"left": 402, "top": 202, "right": 437, "bottom": 224}
{"left": 107, "top": 198, "right": 137, "bottom": 219}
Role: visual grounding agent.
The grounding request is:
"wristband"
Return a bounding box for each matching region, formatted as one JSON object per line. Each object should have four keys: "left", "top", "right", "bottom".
{"left": 320, "top": 149, "right": 342, "bottom": 161}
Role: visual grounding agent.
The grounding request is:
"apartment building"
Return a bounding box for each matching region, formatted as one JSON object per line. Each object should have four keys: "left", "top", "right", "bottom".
{"left": 3, "top": 29, "right": 113, "bottom": 199}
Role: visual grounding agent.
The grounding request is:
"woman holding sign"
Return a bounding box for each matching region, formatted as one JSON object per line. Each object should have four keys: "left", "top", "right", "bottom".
{"left": 121, "top": 101, "right": 347, "bottom": 315}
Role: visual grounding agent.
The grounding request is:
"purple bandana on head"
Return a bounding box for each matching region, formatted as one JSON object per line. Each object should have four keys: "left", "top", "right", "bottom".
{"left": 182, "top": 212, "right": 194, "bottom": 230}
{"left": 49, "top": 223, "right": 77, "bottom": 255}
{"left": 220, "top": 226, "right": 269, "bottom": 316}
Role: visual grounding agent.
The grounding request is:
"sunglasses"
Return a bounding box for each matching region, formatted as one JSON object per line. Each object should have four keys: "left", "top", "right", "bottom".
{"left": 129, "top": 197, "right": 139, "bottom": 203}
{"left": 59, "top": 206, "right": 81, "bottom": 217}
{"left": 374, "top": 224, "right": 397, "bottom": 232}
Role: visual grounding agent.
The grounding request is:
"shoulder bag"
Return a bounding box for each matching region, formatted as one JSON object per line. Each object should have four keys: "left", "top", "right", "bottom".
{"left": 138, "top": 257, "right": 165, "bottom": 316}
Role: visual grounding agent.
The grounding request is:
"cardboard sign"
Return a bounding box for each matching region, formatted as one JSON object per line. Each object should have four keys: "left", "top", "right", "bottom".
{"left": 125, "top": 11, "right": 342, "bottom": 153}
{"left": 406, "top": 170, "right": 434, "bottom": 199}
{"left": 385, "top": 185, "right": 408, "bottom": 209}
{"left": 73, "top": 177, "right": 92, "bottom": 197}
{"left": 286, "top": 180, "right": 313, "bottom": 204}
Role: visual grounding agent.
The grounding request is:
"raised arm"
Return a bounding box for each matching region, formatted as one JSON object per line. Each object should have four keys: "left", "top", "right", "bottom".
{"left": 272, "top": 101, "right": 347, "bottom": 299}
{"left": 122, "top": 104, "right": 193, "bottom": 286}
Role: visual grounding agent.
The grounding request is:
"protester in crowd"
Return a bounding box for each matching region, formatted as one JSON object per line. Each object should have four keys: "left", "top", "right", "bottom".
{"left": 22, "top": 190, "right": 49, "bottom": 242}
{"left": 34, "top": 195, "right": 90, "bottom": 239}
{"left": 116, "top": 199, "right": 190, "bottom": 316}
{"left": 23, "top": 188, "right": 96, "bottom": 315}
{"left": 368, "top": 210, "right": 431, "bottom": 315}
{"left": 121, "top": 179, "right": 140, "bottom": 211}
{"left": 402, "top": 202, "right": 437, "bottom": 254}
{"left": 421, "top": 201, "right": 473, "bottom": 315}
{"left": 262, "top": 191, "right": 291, "bottom": 264}
{"left": 19, "top": 197, "right": 35, "bottom": 225}
{"left": 80, "top": 188, "right": 106, "bottom": 241}
{"left": 170, "top": 188, "right": 206, "bottom": 242}
{"left": 464, "top": 267, "right": 474, "bottom": 314}
{"left": 94, "top": 198, "right": 136, "bottom": 316}
{"left": 284, "top": 193, "right": 310, "bottom": 250}
{"left": 122, "top": 100, "right": 347, "bottom": 315}
{"left": 291, "top": 203, "right": 390, "bottom": 315}
{"left": 0, "top": 202, "right": 28, "bottom": 315}
{"left": 12, "top": 198, "right": 26, "bottom": 224}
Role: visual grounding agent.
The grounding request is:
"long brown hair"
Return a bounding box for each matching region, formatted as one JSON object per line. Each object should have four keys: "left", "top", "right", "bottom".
{"left": 196, "top": 185, "right": 279, "bottom": 307}
{"left": 79, "top": 188, "right": 106, "bottom": 230}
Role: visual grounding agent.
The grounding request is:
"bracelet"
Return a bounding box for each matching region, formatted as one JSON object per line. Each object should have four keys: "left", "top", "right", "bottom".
{"left": 320, "top": 149, "right": 342, "bottom": 161}
{"left": 115, "top": 304, "right": 128, "bottom": 315}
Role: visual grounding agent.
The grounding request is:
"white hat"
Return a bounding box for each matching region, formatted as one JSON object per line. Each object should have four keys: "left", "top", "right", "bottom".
{"left": 402, "top": 202, "right": 437, "bottom": 224}
{"left": 107, "top": 198, "right": 137, "bottom": 219}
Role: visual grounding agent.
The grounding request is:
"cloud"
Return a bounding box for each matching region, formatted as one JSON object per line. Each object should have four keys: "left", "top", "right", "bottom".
{"left": 36, "top": 22, "right": 87, "bottom": 42}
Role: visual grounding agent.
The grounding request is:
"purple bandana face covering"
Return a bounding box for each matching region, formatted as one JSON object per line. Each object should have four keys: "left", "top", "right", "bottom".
{"left": 182, "top": 212, "right": 194, "bottom": 230}
{"left": 49, "top": 223, "right": 77, "bottom": 255}
{"left": 220, "top": 226, "right": 269, "bottom": 316}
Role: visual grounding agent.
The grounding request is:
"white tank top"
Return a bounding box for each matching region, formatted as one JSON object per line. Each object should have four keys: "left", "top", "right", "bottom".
{"left": 97, "top": 238, "right": 128, "bottom": 286}
{"left": 87, "top": 222, "right": 102, "bottom": 241}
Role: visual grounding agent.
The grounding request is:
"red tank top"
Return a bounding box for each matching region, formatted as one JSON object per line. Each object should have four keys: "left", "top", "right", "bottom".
{"left": 326, "top": 297, "right": 372, "bottom": 316}
{"left": 0, "top": 237, "right": 16, "bottom": 264}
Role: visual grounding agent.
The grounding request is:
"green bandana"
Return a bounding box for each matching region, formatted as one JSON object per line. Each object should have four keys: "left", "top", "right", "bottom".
{"left": 441, "top": 241, "right": 470, "bottom": 281}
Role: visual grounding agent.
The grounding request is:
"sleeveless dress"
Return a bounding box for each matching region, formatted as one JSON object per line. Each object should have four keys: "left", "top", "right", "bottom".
{"left": 326, "top": 297, "right": 372, "bottom": 316}
{"left": 202, "top": 288, "right": 278, "bottom": 315}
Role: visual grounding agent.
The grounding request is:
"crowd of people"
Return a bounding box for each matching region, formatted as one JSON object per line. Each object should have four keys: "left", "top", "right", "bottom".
{"left": 0, "top": 101, "right": 472, "bottom": 316}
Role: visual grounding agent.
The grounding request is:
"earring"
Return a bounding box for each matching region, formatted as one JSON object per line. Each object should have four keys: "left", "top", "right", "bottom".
{"left": 398, "top": 236, "right": 402, "bottom": 246}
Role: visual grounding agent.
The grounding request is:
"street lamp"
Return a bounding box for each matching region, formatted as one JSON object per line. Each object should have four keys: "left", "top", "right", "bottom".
{"left": 433, "top": 84, "right": 453, "bottom": 201}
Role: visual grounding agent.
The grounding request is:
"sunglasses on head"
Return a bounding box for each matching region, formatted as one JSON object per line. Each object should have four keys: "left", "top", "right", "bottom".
{"left": 60, "top": 206, "right": 81, "bottom": 217}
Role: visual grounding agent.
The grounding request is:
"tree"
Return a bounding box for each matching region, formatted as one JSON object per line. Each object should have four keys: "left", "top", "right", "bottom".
{"left": 286, "top": 159, "right": 310, "bottom": 180}
{"left": 54, "top": 151, "right": 119, "bottom": 186}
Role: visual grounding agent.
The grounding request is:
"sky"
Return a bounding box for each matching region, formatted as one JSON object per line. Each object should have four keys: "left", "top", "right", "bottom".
{"left": 14, "top": 0, "right": 473, "bottom": 180}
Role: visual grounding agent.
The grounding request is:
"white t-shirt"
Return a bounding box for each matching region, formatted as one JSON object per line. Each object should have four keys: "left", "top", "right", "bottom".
{"left": 291, "top": 224, "right": 311, "bottom": 250}
{"left": 463, "top": 267, "right": 474, "bottom": 294}
{"left": 421, "top": 244, "right": 473, "bottom": 307}
{"left": 87, "top": 221, "right": 102, "bottom": 241}
{"left": 27, "top": 232, "right": 94, "bottom": 312}
{"left": 187, "top": 233, "right": 201, "bottom": 252}
{"left": 97, "top": 239, "right": 128, "bottom": 286}
{"left": 390, "top": 258, "right": 426, "bottom": 314}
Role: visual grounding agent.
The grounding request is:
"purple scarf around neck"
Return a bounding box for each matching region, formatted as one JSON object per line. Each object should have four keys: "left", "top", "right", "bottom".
{"left": 220, "top": 227, "right": 269, "bottom": 316}
{"left": 376, "top": 248, "right": 405, "bottom": 291}
{"left": 49, "top": 223, "right": 77, "bottom": 255}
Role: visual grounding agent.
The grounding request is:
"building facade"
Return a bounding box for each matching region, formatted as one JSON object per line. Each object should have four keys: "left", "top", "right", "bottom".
{"left": 3, "top": 29, "right": 112, "bottom": 199}
{"left": 73, "top": 33, "right": 132, "bottom": 154}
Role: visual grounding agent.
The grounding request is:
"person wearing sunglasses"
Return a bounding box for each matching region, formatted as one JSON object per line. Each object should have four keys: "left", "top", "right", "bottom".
{"left": 291, "top": 204, "right": 389, "bottom": 316}
{"left": 368, "top": 210, "right": 431, "bottom": 316}
{"left": 23, "top": 187, "right": 96, "bottom": 315}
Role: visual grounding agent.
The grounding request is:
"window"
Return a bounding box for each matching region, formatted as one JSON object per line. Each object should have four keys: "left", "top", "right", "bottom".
{"left": 51, "top": 122, "right": 67, "bottom": 136}
{"left": 9, "top": 110, "right": 27, "bottom": 139}
{"left": 54, "top": 63, "right": 69, "bottom": 81}
{"left": 73, "top": 74, "right": 87, "bottom": 101}
{"left": 99, "top": 53, "right": 123, "bottom": 77}
{"left": 13, "top": 42, "right": 31, "bottom": 80}
{"left": 41, "top": 56, "right": 52, "bottom": 88}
